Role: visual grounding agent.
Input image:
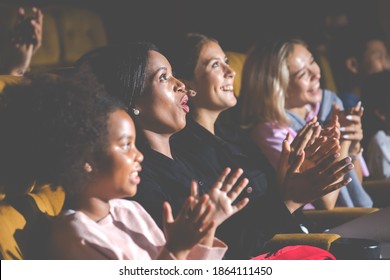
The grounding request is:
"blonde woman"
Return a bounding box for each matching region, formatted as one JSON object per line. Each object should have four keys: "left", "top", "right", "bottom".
{"left": 239, "top": 38, "right": 372, "bottom": 209}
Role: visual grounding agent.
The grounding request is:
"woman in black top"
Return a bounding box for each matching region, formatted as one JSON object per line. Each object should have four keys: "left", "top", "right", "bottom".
{"left": 75, "top": 42, "right": 352, "bottom": 259}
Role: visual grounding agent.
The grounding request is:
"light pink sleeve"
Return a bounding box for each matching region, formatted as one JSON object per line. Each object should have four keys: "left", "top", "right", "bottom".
{"left": 358, "top": 154, "right": 370, "bottom": 177}
{"left": 250, "top": 122, "right": 294, "bottom": 170}
{"left": 186, "top": 238, "right": 227, "bottom": 260}
{"left": 49, "top": 217, "right": 118, "bottom": 259}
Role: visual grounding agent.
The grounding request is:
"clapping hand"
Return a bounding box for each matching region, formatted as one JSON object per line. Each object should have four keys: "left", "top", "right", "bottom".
{"left": 162, "top": 195, "right": 214, "bottom": 259}
{"left": 332, "top": 102, "right": 364, "bottom": 143}
{"left": 289, "top": 117, "right": 320, "bottom": 166}
{"left": 277, "top": 135, "right": 353, "bottom": 212}
{"left": 192, "top": 168, "right": 249, "bottom": 227}
{"left": 162, "top": 168, "right": 249, "bottom": 259}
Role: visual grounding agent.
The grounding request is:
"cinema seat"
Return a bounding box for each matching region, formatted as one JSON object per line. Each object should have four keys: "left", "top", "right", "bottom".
{"left": 264, "top": 233, "right": 341, "bottom": 252}
{"left": 363, "top": 179, "right": 390, "bottom": 208}
{"left": 225, "top": 51, "right": 247, "bottom": 96}
{"left": 303, "top": 207, "right": 380, "bottom": 231}
{"left": 0, "top": 184, "right": 65, "bottom": 260}
{"left": 0, "top": 75, "right": 25, "bottom": 92}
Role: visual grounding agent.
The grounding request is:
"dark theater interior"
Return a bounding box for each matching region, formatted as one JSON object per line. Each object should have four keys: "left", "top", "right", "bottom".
{"left": 1, "top": 0, "right": 389, "bottom": 67}
{"left": 1, "top": 0, "right": 390, "bottom": 265}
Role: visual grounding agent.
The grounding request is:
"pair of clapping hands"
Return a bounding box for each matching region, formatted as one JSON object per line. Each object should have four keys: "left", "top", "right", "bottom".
{"left": 161, "top": 168, "right": 249, "bottom": 259}
{"left": 277, "top": 112, "right": 356, "bottom": 212}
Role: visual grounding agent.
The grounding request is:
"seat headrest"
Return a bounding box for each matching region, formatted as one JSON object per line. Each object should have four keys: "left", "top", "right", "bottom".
{"left": 226, "top": 51, "right": 247, "bottom": 97}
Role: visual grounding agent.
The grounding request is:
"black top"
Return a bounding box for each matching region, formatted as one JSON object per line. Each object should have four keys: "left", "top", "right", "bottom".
{"left": 132, "top": 141, "right": 214, "bottom": 228}
{"left": 132, "top": 117, "right": 306, "bottom": 259}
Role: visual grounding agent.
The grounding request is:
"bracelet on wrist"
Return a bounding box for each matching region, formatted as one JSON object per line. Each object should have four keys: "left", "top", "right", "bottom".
{"left": 349, "top": 147, "right": 363, "bottom": 161}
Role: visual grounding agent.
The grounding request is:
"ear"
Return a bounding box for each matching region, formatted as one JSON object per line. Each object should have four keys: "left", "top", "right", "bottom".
{"left": 345, "top": 57, "right": 359, "bottom": 74}
{"left": 83, "top": 162, "right": 93, "bottom": 173}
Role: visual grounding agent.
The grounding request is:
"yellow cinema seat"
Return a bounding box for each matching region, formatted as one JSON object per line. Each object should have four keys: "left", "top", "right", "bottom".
{"left": 0, "top": 184, "right": 65, "bottom": 260}
{"left": 226, "top": 51, "right": 247, "bottom": 97}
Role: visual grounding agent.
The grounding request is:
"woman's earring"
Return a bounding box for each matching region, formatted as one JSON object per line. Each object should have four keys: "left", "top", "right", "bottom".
{"left": 84, "top": 163, "right": 93, "bottom": 173}
{"left": 188, "top": 89, "right": 197, "bottom": 97}
{"left": 133, "top": 108, "right": 140, "bottom": 116}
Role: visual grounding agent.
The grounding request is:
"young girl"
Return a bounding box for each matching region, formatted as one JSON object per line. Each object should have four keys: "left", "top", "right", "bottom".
{"left": 0, "top": 74, "right": 248, "bottom": 260}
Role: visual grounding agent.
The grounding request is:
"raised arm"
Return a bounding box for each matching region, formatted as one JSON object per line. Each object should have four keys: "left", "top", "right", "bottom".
{"left": 1, "top": 7, "right": 43, "bottom": 76}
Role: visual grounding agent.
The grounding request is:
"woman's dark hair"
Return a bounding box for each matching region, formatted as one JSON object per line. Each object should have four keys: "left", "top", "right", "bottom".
{"left": 166, "top": 33, "right": 217, "bottom": 81}
{"left": 0, "top": 73, "right": 125, "bottom": 196}
{"left": 75, "top": 42, "right": 159, "bottom": 114}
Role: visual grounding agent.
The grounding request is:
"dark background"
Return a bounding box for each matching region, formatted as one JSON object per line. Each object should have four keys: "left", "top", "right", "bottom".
{"left": 0, "top": 0, "right": 385, "bottom": 52}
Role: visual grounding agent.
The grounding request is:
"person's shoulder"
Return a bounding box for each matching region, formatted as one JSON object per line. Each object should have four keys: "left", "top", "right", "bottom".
{"left": 320, "top": 88, "right": 344, "bottom": 114}
{"left": 109, "top": 199, "right": 162, "bottom": 232}
{"left": 323, "top": 88, "right": 342, "bottom": 102}
{"left": 109, "top": 198, "right": 144, "bottom": 212}
{"left": 216, "top": 121, "right": 248, "bottom": 143}
{"left": 110, "top": 199, "right": 157, "bottom": 222}
{"left": 368, "top": 131, "right": 388, "bottom": 153}
{"left": 372, "top": 130, "right": 387, "bottom": 140}
{"left": 50, "top": 210, "right": 89, "bottom": 242}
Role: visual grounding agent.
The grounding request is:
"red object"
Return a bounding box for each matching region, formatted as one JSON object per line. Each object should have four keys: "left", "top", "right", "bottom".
{"left": 251, "top": 245, "right": 336, "bottom": 260}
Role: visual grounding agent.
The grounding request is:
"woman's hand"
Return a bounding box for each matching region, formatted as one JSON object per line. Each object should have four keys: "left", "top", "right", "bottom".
{"left": 332, "top": 102, "right": 364, "bottom": 143}
{"left": 195, "top": 168, "right": 249, "bottom": 227}
{"left": 289, "top": 117, "right": 320, "bottom": 165}
{"left": 288, "top": 117, "right": 340, "bottom": 172}
{"left": 277, "top": 137, "right": 353, "bottom": 213}
{"left": 163, "top": 195, "right": 214, "bottom": 259}
{"left": 303, "top": 114, "right": 341, "bottom": 168}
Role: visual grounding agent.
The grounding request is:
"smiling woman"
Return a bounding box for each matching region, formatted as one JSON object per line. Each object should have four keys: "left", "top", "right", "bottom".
{"left": 285, "top": 43, "right": 322, "bottom": 109}
{"left": 166, "top": 33, "right": 354, "bottom": 258}
{"left": 239, "top": 37, "right": 373, "bottom": 210}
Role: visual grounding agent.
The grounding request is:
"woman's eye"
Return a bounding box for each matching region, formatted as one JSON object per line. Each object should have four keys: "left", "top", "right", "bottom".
{"left": 298, "top": 71, "right": 307, "bottom": 79}
{"left": 159, "top": 73, "right": 168, "bottom": 81}
{"left": 211, "top": 61, "right": 219, "bottom": 68}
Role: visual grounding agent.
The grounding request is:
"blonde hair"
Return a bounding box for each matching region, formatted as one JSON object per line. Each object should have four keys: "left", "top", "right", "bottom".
{"left": 239, "top": 38, "right": 306, "bottom": 129}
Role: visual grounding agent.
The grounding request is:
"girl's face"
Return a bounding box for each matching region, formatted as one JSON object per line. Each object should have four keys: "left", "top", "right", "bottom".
{"left": 92, "top": 109, "right": 143, "bottom": 199}
{"left": 285, "top": 44, "right": 322, "bottom": 108}
{"left": 189, "top": 41, "right": 236, "bottom": 112}
{"left": 136, "top": 50, "right": 189, "bottom": 134}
